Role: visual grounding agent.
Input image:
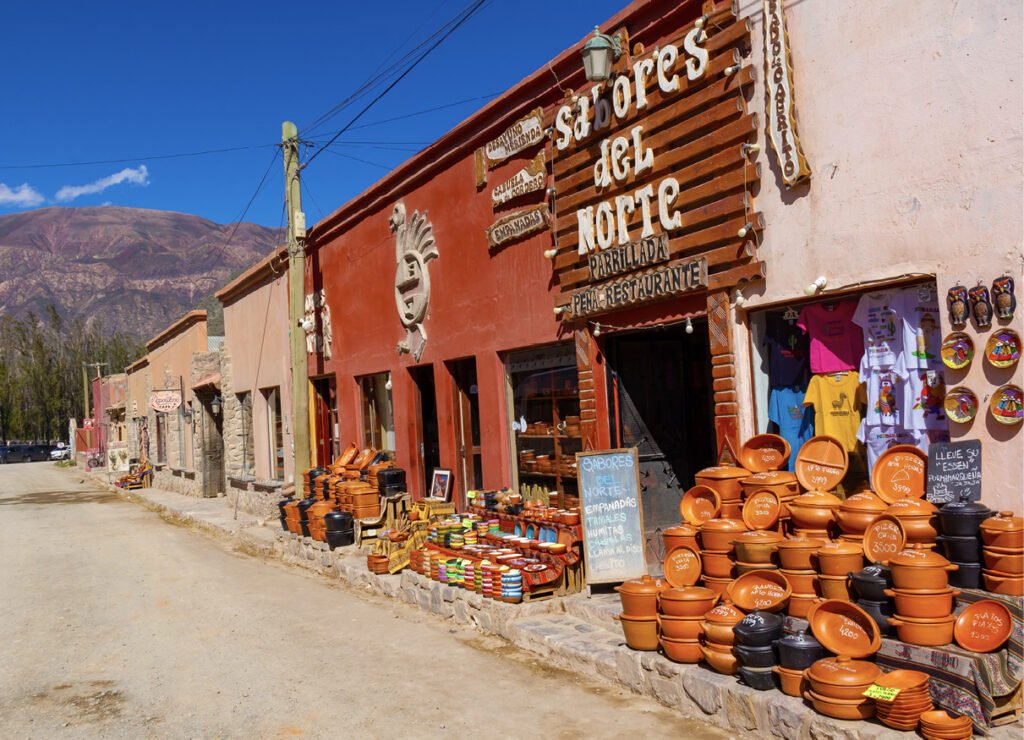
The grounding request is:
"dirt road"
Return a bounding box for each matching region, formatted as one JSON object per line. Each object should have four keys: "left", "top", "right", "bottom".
{"left": 0, "top": 462, "right": 724, "bottom": 738}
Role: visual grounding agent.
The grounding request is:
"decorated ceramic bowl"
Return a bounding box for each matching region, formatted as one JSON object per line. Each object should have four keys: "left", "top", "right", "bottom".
{"left": 943, "top": 386, "right": 978, "bottom": 424}
{"left": 990, "top": 384, "right": 1023, "bottom": 426}
{"left": 986, "top": 328, "right": 1021, "bottom": 369}
{"left": 941, "top": 332, "right": 974, "bottom": 370}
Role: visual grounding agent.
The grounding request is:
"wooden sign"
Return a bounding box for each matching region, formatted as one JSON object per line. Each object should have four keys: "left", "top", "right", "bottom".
{"left": 763, "top": 0, "right": 812, "bottom": 186}
{"left": 927, "top": 440, "right": 982, "bottom": 504}
{"left": 149, "top": 390, "right": 181, "bottom": 413}
{"left": 491, "top": 151, "right": 546, "bottom": 206}
{"left": 474, "top": 106, "right": 545, "bottom": 186}
{"left": 549, "top": 7, "right": 762, "bottom": 320}
{"left": 485, "top": 204, "right": 549, "bottom": 249}
{"left": 577, "top": 448, "right": 646, "bottom": 584}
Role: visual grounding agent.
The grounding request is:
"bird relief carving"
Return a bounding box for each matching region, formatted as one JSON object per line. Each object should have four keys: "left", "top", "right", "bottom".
{"left": 390, "top": 201, "right": 438, "bottom": 362}
{"left": 303, "top": 289, "right": 332, "bottom": 357}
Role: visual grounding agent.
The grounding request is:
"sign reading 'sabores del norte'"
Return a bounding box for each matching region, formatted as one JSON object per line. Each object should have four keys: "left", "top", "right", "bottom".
{"left": 550, "top": 7, "right": 764, "bottom": 320}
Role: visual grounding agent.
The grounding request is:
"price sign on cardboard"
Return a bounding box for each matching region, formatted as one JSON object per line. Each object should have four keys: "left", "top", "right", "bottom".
{"left": 863, "top": 685, "right": 901, "bottom": 701}
{"left": 927, "top": 440, "right": 982, "bottom": 504}
{"left": 577, "top": 448, "right": 646, "bottom": 584}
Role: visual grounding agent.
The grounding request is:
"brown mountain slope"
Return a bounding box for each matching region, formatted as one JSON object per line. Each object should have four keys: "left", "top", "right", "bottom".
{"left": 0, "top": 206, "right": 283, "bottom": 337}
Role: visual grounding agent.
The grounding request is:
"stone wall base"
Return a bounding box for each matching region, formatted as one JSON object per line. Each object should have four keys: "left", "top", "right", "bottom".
{"left": 153, "top": 469, "right": 204, "bottom": 498}
{"left": 226, "top": 484, "right": 280, "bottom": 520}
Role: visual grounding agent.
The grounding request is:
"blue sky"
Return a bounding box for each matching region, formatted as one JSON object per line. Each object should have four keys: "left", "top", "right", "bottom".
{"left": 0, "top": 0, "right": 625, "bottom": 227}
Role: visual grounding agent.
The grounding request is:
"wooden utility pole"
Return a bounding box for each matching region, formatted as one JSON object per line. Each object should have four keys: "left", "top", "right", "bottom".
{"left": 283, "top": 121, "right": 311, "bottom": 478}
{"left": 82, "top": 362, "right": 107, "bottom": 419}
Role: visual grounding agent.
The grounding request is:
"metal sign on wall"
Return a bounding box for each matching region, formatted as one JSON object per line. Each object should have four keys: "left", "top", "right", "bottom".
{"left": 550, "top": 7, "right": 764, "bottom": 320}
{"left": 763, "top": 0, "right": 811, "bottom": 186}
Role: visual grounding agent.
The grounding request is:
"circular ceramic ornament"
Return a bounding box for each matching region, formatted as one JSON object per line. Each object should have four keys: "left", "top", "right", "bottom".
{"left": 990, "top": 384, "right": 1023, "bottom": 426}
{"left": 808, "top": 600, "right": 881, "bottom": 659}
{"left": 986, "top": 328, "right": 1021, "bottom": 369}
{"left": 741, "top": 488, "right": 783, "bottom": 531}
{"left": 862, "top": 514, "right": 907, "bottom": 565}
{"left": 954, "top": 599, "right": 1013, "bottom": 653}
{"left": 679, "top": 485, "right": 721, "bottom": 525}
{"left": 871, "top": 445, "right": 927, "bottom": 503}
{"left": 941, "top": 332, "right": 974, "bottom": 370}
{"left": 794, "top": 435, "right": 849, "bottom": 491}
{"left": 662, "top": 545, "right": 702, "bottom": 588}
{"left": 943, "top": 386, "right": 978, "bottom": 424}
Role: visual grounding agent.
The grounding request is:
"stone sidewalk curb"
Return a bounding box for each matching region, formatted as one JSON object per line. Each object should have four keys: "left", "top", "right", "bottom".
{"left": 80, "top": 470, "right": 1021, "bottom": 740}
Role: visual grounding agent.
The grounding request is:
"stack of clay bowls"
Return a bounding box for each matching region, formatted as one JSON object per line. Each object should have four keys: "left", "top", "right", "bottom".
{"left": 740, "top": 470, "right": 800, "bottom": 528}
{"left": 885, "top": 498, "right": 940, "bottom": 548}
{"left": 698, "top": 518, "right": 748, "bottom": 594}
{"left": 694, "top": 465, "right": 750, "bottom": 520}
{"left": 936, "top": 495, "right": 991, "bottom": 589}
{"left": 919, "top": 710, "right": 975, "bottom": 740}
{"left": 699, "top": 599, "right": 744, "bottom": 674}
{"left": 788, "top": 490, "right": 842, "bottom": 539}
{"left": 872, "top": 669, "right": 934, "bottom": 731}
{"left": 614, "top": 575, "right": 668, "bottom": 651}
{"left": 834, "top": 491, "right": 888, "bottom": 543}
{"left": 886, "top": 549, "right": 959, "bottom": 646}
{"left": 732, "top": 609, "right": 783, "bottom": 691}
{"left": 778, "top": 536, "right": 825, "bottom": 617}
{"left": 732, "top": 530, "right": 784, "bottom": 574}
{"left": 848, "top": 562, "right": 895, "bottom": 637}
{"left": 814, "top": 540, "right": 864, "bottom": 601}
{"left": 773, "top": 629, "right": 826, "bottom": 696}
{"left": 657, "top": 586, "right": 715, "bottom": 663}
{"left": 980, "top": 511, "right": 1024, "bottom": 596}
{"left": 661, "top": 523, "right": 700, "bottom": 554}
{"left": 803, "top": 600, "right": 882, "bottom": 721}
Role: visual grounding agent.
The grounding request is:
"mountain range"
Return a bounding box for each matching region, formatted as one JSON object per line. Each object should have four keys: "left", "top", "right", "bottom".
{"left": 0, "top": 206, "right": 283, "bottom": 338}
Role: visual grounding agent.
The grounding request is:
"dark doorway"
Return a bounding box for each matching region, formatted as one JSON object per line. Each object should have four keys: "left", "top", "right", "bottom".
{"left": 312, "top": 376, "right": 340, "bottom": 466}
{"left": 448, "top": 358, "right": 482, "bottom": 507}
{"left": 198, "top": 392, "right": 226, "bottom": 498}
{"left": 605, "top": 321, "right": 716, "bottom": 568}
{"left": 410, "top": 365, "right": 440, "bottom": 498}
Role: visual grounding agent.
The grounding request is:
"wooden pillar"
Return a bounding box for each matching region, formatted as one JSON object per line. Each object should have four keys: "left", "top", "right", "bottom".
{"left": 575, "top": 328, "right": 604, "bottom": 453}
{"left": 708, "top": 289, "right": 740, "bottom": 464}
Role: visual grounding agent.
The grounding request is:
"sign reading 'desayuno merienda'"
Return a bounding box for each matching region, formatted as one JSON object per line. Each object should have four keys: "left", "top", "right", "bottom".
{"left": 491, "top": 151, "right": 546, "bottom": 207}
{"left": 763, "top": 0, "right": 811, "bottom": 186}
{"left": 927, "top": 440, "right": 982, "bottom": 505}
{"left": 149, "top": 390, "right": 181, "bottom": 413}
{"left": 480, "top": 107, "right": 544, "bottom": 168}
{"left": 577, "top": 448, "right": 646, "bottom": 584}
{"left": 551, "top": 8, "right": 761, "bottom": 319}
{"left": 486, "top": 204, "right": 549, "bottom": 249}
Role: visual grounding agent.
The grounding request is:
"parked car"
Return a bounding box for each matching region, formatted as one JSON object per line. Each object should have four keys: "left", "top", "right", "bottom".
{"left": 0, "top": 444, "right": 50, "bottom": 463}
{"left": 50, "top": 445, "right": 71, "bottom": 461}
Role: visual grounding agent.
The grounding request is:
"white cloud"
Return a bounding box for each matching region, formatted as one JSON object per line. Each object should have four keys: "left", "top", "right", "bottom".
{"left": 0, "top": 182, "right": 45, "bottom": 208}
{"left": 56, "top": 165, "right": 150, "bottom": 202}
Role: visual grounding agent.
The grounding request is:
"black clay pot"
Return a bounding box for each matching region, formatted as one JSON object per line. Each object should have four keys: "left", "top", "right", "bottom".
{"left": 325, "top": 511, "right": 354, "bottom": 532}
{"left": 306, "top": 467, "right": 328, "bottom": 485}
{"left": 739, "top": 665, "right": 777, "bottom": 691}
{"left": 948, "top": 561, "right": 982, "bottom": 590}
{"left": 938, "top": 496, "right": 992, "bottom": 538}
{"left": 856, "top": 598, "right": 893, "bottom": 638}
{"left": 733, "top": 610, "right": 785, "bottom": 648}
{"left": 297, "top": 497, "right": 318, "bottom": 537}
{"left": 377, "top": 467, "right": 407, "bottom": 493}
{"left": 774, "top": 629, "right": 827, "bottom": 671}
{"left": 326, "top": 529, "right": 355, "bottom": 550}
{"left": 848, "top": 562, "right": 893, "bottom": 602}
{"left": 277, "top": 498, "right": 293, "bottom": 532}
{"left": 733, "top": 643, "right": 777, "bottom": 668}
{"left": 936, "top": 534, "right": 983, "bottom": 563}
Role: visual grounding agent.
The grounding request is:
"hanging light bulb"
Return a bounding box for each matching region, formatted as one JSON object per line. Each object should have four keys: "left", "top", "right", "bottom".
{"left": 685, "top": 317, "right": 694, "bottom": 334}
{"left": 593, "top": 323, "right": 602, "bottom": 337}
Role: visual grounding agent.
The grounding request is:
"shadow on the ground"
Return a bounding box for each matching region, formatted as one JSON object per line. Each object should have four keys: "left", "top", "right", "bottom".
{"left": 0, "top": 489, "right": 120, "bottom": 506}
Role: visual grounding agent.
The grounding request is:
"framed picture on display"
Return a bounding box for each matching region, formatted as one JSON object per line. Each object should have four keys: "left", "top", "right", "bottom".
{"left": 429, "top": 468, "right": 453, "bottom": 501}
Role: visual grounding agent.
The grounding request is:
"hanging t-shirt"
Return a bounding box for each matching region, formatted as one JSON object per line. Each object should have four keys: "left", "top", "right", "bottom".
{"left": 797, "top": 300, "right": 864, "bottom": 374}
{"left": 853, "top": 290, "right": 904, "bottom": 368}
{"left": 902, "top": 283, "right": 942, "bottom": 369}
{"left": 768, "top": 385, "right": 814, "bottom": 471}
{"left": 905, "top": 367, "right": 948, "bottom": 431}
{"left": 803, "top": 371, "right": 864, "bottom": 452}
{"left": 857, "top": 422, "right": 929, "bottom": 478}
{"left": 764, "top": 309, "right": 810, "bottom": 387}
{"left": 861, "top": 354, "right": 908, "bottom": 427}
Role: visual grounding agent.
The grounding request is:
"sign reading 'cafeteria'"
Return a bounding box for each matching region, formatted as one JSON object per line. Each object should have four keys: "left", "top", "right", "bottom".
{"left": 550, "top": 7, "right": 762, "bottom": 320}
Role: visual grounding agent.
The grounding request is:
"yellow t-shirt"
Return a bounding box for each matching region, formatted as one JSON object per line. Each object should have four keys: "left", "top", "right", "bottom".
{"left": 803, "top": 371, "right": 864, "bottom": 452}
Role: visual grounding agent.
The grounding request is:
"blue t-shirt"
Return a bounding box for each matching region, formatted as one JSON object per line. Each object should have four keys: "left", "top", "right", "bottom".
{"left": 768, "top": 385, "right": 815, "bottom": 471}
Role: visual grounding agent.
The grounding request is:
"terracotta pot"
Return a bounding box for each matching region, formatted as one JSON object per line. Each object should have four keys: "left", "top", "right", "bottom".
{"left": 818, "top": 573, "right": 852, "bottom": 601}
{"left": 808, "top": 600, "right": 882, "bottom": 658}
{"left": 774, "top": 665, "right": 809, "bottom": 697}
{"left": 781, "top": 568, "right": 819, "bottom": 595}
{"left": 615, "top": 574, "right": 668, "bottom": 618}
{"left": 616, "top": 613, "right": 659, "bottom": 650}
{"left": 805, "top": 655, "right": 881, "bottom": 700}
{"left": 777, "top": 537, "right": 826, "bottom": 570}
{"left": 788, "top": 593, "right": 820, "bottom": 618}
{"left": 657, "top": 613, "right": 704, "bottom": 640}
{"left": 983, "top": 546, "right": 1024, "bottom": 574}
{"left": 700, "top": 620, "right": 737, "bottom": 644}
{"left": 659, "top": 636, "right": 702, "bottom": 663}
{"left": 719, "top": 502, "right": 743, "bottom": 520}
{"left": 894, "top": 516, "right": 940, "bottom": 545}
{"left": 888, "top": 613, "right": 956, "bottom": 646}
{"left": 980, "top": 512, "right": 1024, "bottom": 549}
{"left": 701, "top": 575, "right": 733, "bottom": 597}
{"left": 727, "top": 569, "right": 792, "bottom": 613}
{"left": 739, "top": 433, "right": 791, "bottom": 472}
{"left": 981, "top": 569, "right": 1024, "bottom": 595}
{"left": 890, "top": 549, "right": 958, "bottom": 590}
{"left": 701, "top": 599, "right": 744, "bottom": 641}
{"left": 815, "top": 541, "right": 865, "bottom": 576}
{"left": 736, "top": 561, "right": 777, "bottom": 575}
{"left": 699, "top": 518, "right": 748, "bottom": 552}
{"left": 694, "top": 465, "right": 751, "bottom": 502}
{"left": 658, "top": 586, "right": 719, "bottom": 617}
{"left": 883, "top": 588, "right": 959, "bottom": 619}
{"left": 700, "top": 643, "right": 740, "bottom": 674}
{"left": 788, "top": 491, "right": 843, "bottom": 530}
{"left": 680, "top": 485, "right": 722, "bottom": 525}
{"left": 732, "top": 530, "right": 785, "bottom": 564}
{"left": 740, "top": 470, "right": 800, "bottom": 502}
{"left": 701, "top": 550, "right": 736, "bottom": 579}
{"left": 835, "top": 492, "right": 888, "bottom": 535}
{"left": 804, "top": 690, "right": 876, "bottom": 720}
{"left": 662, "top": 524, "right": 700, "bottom": 553}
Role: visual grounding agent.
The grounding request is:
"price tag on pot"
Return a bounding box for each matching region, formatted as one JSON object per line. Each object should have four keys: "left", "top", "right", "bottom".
{"left": 862, "top": 685, "right": 901, "bottom": 701}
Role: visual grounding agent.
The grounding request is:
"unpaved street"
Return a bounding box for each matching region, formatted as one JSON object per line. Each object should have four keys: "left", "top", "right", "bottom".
{"left": 0, "top": 463, "right": 723, "bottom": 738}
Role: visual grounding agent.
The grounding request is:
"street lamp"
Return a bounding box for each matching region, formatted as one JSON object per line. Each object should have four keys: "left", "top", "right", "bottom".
{"left": 581, "top": 27, "right": 622, "bottom": 82}
{"left": 210, "top": 396, "right": 223, "bottom": 416}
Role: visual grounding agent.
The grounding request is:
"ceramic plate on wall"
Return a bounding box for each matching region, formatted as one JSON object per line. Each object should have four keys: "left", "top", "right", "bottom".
{"left": 944, "top": 386, "right": 978, "bottom": 424}
{"left": 985, "top": 329, "right": 1021, "bottom": 369}
{"left": 941, "top": 332, "right": 974, "bottom": 370}
{"left": 989, "top": 384, "right": 1023, "bottom": 426}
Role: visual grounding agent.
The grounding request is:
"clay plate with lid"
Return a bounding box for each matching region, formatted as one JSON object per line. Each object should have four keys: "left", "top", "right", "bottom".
{"left": 808, "top": 599, "right": 882, "bottom": 658}
{"left": 742, "top": 488, "right": 783, "bottom": 530}
{"left": 794, "top": 435, "right": 849, "bottom": 491}
{"left": 679, "top": 485, "right": 721, "bottom": 525}
{"left": 662, "top": 545, "right": 702, "bottom": 588}
{"left": 862, "top": 514, "right": 907, "bottom": 565}
{"left": 872, "top": 444, "right": 927, "bottom": 503}
{"left": 739, "top": 433, "right": 791, "bottom": 472}
{"left": 727, "top": 569, "right": 792, "bottom": 613}
{"left": 954, "top": 598, "right": 1013, "bottom": 653}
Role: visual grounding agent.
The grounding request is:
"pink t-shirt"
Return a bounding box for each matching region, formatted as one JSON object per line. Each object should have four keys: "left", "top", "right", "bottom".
{"left": 797, "top": 300, "right": 864, "bottom": 373}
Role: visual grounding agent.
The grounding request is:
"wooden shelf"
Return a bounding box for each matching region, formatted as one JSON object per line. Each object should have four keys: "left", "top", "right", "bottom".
{"left": 517, "top": 433, "right": 582, "bottom": 440}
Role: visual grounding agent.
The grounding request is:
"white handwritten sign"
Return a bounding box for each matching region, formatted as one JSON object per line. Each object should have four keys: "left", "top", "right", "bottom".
{"left": 577, "top": 448, "right": 646, "bottom": 584}
{"left": 927, "top": 440, "right": 982, "bottom": 504}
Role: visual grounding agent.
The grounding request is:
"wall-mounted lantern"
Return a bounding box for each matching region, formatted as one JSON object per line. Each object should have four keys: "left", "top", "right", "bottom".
{"left": 581, "top": 27, "right": 622, "bottom": 82}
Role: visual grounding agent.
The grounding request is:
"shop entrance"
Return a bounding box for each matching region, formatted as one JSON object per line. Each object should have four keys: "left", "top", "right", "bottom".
{"left": 605, "top": 322, "right": 716, "bottom": 565}
{"left": 312, "top": 376, "right": 339, "bottom": 467}
{"left": 409, "top": 365, "right": 440, "bottom": 498}
{"left": 449, "top": 358, "right": 482, "bottom": 507}
{"left": 197, "top": 392, "right": 225, "bottom": 498}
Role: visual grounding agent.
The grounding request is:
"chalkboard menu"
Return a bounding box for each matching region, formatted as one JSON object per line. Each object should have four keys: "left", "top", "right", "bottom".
{"left": 577, "top": 448, "right": 646, "bottom": 584}
{"left": 927, "top": 440, "right": 982, "bottom": 504}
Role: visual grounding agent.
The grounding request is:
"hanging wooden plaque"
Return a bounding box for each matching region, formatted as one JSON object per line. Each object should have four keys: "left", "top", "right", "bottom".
{"left": 491, "top": 151, "right": 547, "bottom": 206}
{"left": 486, "top": 204, "right": 549, "bottom": 249}
{"left": 763, "top": 0, "right": 812, "bottom": 186}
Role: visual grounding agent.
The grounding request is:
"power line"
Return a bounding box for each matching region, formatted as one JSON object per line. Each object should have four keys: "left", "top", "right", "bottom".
{"left": 208, "top": 148, "right": 282, "bottom": 261}
{"left": 0, "top": 144, "right": 275, "bottom": 170}
{"left": 304, "top": 0, "right": 488, "bottom": 169}
{"left": 320, "top": 148, "right": 397, "bottom": 171}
